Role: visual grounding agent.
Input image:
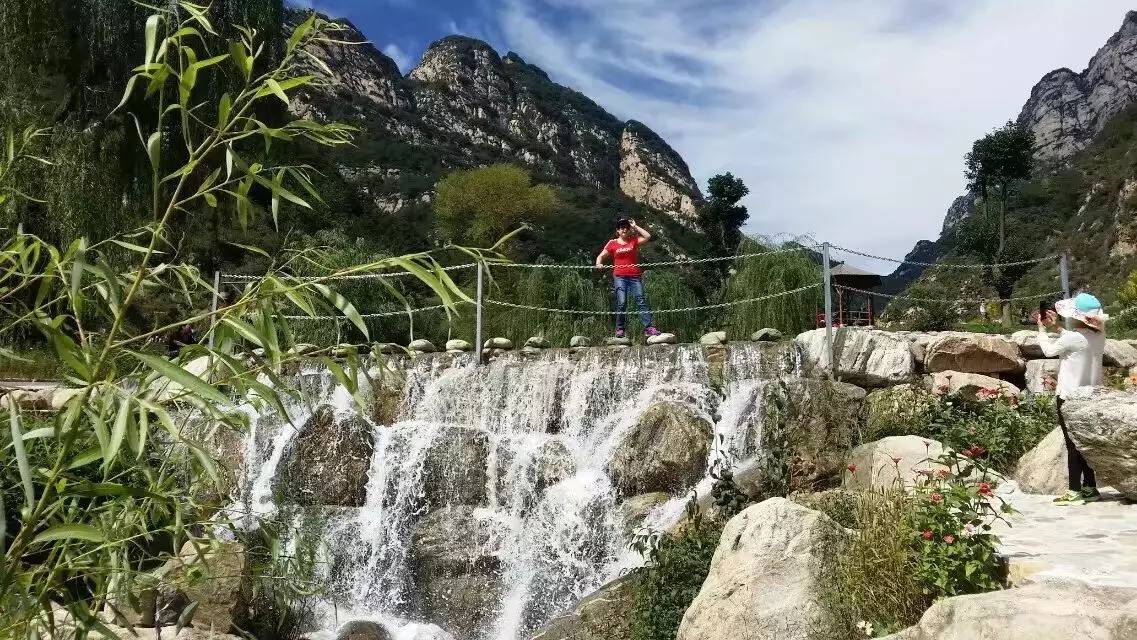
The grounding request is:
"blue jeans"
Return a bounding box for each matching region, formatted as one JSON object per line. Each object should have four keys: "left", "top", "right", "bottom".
{"left": 614, "top": 276, "right": 653, "bottom": 331}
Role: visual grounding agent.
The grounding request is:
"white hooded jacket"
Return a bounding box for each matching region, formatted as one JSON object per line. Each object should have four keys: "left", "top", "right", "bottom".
{"left": 1037, "top": 326, "right": 1105, "bottom": 398}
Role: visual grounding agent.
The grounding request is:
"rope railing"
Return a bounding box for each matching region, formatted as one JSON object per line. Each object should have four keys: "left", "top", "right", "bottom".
{"left": 826, "top": 243, "right": 1061, "bottom": 269}
{"left": 834, "top": 284, "right": 1066, "bottom": 304}
{"left": 484, "top": 283, "right": 821, "bottom": 315}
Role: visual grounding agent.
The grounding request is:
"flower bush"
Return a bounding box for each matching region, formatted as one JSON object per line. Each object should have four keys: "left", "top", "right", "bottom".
{"left": 909, "top": 449, "right": 1012, "bottom": 598}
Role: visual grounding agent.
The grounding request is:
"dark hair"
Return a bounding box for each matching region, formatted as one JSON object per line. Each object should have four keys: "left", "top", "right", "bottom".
{"left": 615, "top": 218, "right": 631, "bottom": 229}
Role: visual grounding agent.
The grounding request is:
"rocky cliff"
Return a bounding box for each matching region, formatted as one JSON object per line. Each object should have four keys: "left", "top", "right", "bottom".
{"left": 290, "top": 15, "right": 704, "bottom": 231}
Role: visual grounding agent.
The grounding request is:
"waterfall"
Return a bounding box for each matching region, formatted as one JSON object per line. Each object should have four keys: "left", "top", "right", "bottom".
{"left": 230, "top": 342, "right": 798, "bottom": 640}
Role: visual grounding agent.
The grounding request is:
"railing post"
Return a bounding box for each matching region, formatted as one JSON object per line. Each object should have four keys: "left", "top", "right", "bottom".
{"left": 822, "top": 242, "right": 835, "bottom": 374}
{"left": 475, "top": 262, "right": 485, "bottom": 365}
{"left": 208, "top": 270, "right": 220, "bottom": 350}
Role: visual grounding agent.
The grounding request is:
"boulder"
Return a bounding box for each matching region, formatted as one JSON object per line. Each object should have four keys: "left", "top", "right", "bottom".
{"left": 1013, "top": 428, "right": 1067, "bottom": 495}
{"left": 795, "top": 328, "right": 915, "bottom": 387}
{"left": 1060, "top": 388, "right": 1137, "bottom": 500}
{"left": 751, "top": 328, "right": 783, "bottom": 342}
{"left": 646, "top": 332, "right": 677, "bottom": 345}
{"left": 166, "top": 540, "right": 247, "bottom": 634}
{"left": 1012, "top": 330, "right": 1052, "bottom": 359}
{"left": 484, "top": 337, "right": 513, "bottom": 350}
{"left": 865, "top": 384, "right": 934, "bottom": 439}
{"left": 525, "top": 336, "right": 550, "bottom": 349}
{"left": 618, "top": 492, "right": 672, "bottom": 535}
{"left": 375, "top": 343, "right": 404, "bottom": 355}
{"left": 530, "top": 573, "right": 637, "bottom": 640}
{"left": 274, "top": 404, "right": 374, "bottom": 506}
{"left": 762, "top": 379, "right": 866, "bottom": 488}
{"left": 408, "top": 339, "right": 438, "bottom": 353}
{"left": 924, "top": 334, "right": 1024, "bottom": 374}
{"left": 50, "top": 387, "right": 85, "bottom": 411}
{"left": 1104, "top": 339, "right": 1137, "bottom": 368}
{"left": 676, "top": 498, "right": 850, "bottom": 640}
{"left": 607, "top": 401, "right": 713, "bottom": 498}
{"left": 492, "top": 436, "right": 577, "bottom": 514}
{"left": 930, "top": 370, "right": 1020, "bottom": 399}
{"left": 606, "top": 336, "right": 632, "bottom": 346}
{"left": 417, "top": 425, "right": 491, "bottom": 507}
{"left": 880, "top": 581, "right": 1137, "bottom": 640}
{"left": 5, "top": 388, "right": 52, "bottom": 411}
{"left": 569, "top": 336, "right": 591, "bottom": 348}
{"left": 335, "top": 620, "right": 395, "bottom": 640}
{"left": 699, "top": 331, "right": 727, "bottom": 346}
{"left": 843, "top": 436, "right": 947, "bottom": 492}
{"left": 1025, "top": 359, "right": 1060, "bottom": 394}
{"left": 410, "top": 506, "right": 504, "bottom": 640}
{"left": 445, "top": 339, "right": 472, "bottom": 352}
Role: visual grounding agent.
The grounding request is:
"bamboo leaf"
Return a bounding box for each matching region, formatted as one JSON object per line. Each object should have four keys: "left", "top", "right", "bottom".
{"left": 105, "top": 396, "right": 132, "bottom": 470}
{"left": 203, "top": 192, "right": 218, "bottom": 208}
{"left": 250, "top": 171, "right": 310, "bottom": 209}
{"left": 288, "top": 13, "right": 317, "bottom": 52}
{"left": 7, "top": 400, "right": 35, "bottom": 507}
{"left": 191, "top": 53, "right": 229, "bottom": 72}
{"left": 130, "top": 352, "right": 227, "bottom": 406}
{"left": 67, "top": 446, "right": 102, "bottom": 470}
{"left": 147, "top": 131, "right": 161, "bottom": 169}
{"left": 265, "top": 78, "right": 291, "bottom": 106}
{"left": 311, "top": 283, "right": 368, "bottom": 339}
{"left": 144, "top": 15, "right": 161, "bottom": 64}
{"left": 112, "top": 75, "right": 139, "bottom": 114}
{"left": 70, "top": 237, "right": 87, "bottom": 316}
{"left": 220, "top": 317, "right": 264, "bottom": 347}
{"left": 229, "top": 42, "right": 250, "bottom": 81}
{"left": 219, "top": 93, "right": 232, "bottom": 130}
{"left": 32, "top": 524, "right": 105, "bottom": 544}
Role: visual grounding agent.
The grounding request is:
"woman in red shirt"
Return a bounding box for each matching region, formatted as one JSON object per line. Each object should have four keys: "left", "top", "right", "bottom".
{"left": 595, "top": 218, "right": 662, "bottom": 339}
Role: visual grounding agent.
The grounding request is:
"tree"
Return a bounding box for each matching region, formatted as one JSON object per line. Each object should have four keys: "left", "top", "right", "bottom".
{"left": 434, "top": 164, "right": 557, "bottom": 246}
{"left": 698, "top": 172, "right": 749, "bottom": 258}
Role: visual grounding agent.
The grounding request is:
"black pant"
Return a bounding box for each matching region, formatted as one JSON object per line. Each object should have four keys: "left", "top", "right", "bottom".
{"left": 1057, "top": 398, "right": 1097, "bottom": 491}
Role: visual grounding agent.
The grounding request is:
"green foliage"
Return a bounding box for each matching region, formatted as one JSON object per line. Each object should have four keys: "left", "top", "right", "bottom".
{"left": 722, "top": 237, "right": 823, "bottom": 337}
{"left": 434, "top": 164, "right": 558, "bottom": 246}
{"left": 629, "top": 516, "right": 721, "bottom": 640}
{"left": 698, "top": 172, "right": 749, "bottom": 258}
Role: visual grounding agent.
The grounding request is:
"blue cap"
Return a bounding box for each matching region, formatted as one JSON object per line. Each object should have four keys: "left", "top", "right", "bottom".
{"left": 1074, "top": 292, "right": 1102, "bottom": 313}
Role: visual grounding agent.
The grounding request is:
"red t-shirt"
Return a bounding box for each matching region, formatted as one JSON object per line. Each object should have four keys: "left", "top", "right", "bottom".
{"left": 605, "top": 237, "right": 642, "bottom": 277}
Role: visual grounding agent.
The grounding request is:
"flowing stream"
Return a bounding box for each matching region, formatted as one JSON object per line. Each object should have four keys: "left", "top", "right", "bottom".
{"left": 227, "top": 342, "right": 797, "bottom": 640}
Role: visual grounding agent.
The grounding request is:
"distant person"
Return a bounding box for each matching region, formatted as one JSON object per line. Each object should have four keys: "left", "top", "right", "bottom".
{"left": 1036, "top": 294, "right": 1107, "bottom": 506}
{"left": 979, "top": 301, "right": 989, "bottom": 322}
{"left": 167, "top": 324, "right": 198, "bottom": 358}
{"left": 595, "top": 218, "right": 662, "bottom": 339}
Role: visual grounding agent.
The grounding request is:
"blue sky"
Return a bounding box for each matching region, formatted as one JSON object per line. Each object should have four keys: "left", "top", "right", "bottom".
{"left": 290, "top": 0, "right": 1133, "bottom": 269}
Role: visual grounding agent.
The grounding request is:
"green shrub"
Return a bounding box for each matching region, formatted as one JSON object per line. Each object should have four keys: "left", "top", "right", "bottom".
{"left": 629, "top": 517, "right": 721, "bottom": 640}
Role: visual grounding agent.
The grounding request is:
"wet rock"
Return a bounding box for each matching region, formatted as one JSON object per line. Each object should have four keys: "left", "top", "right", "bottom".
{"left": 646, "top": 332, "right": 677, "bottom": 345}
{"left": 1013, "top": 428, "right": 1067, "bottom": 495}
{"left": 843, "top": 436, "right": 947, "bottom": 492}
{"left": 445, "top": 338, "right": 472, "bottom": 352}
{"left": 1104, "top": 339, "right": 1137, "bottom": 368}
{"left": 410, "top": 506, "right": 504, "bottom": 640}
{"left": 750, "top": 328, "right": 783, "bottom": 342}
{"left": 335, "top": 620, "right": 395, "bottom": 640}
{"left": 924, "top": 333, "right": 1024, "bottom": 374}
{"left": 525, "top": 336, "right": 550, "bottom": 349}
{"left": 484, "top": 337, "right": 513, "bottom": 350}
{"left": 413, "top": 425, "right": 491, "bottom": 507}
{"left": 1060, "top": 388, "right": 1137, "bottom": 500}
{"left": 5, "top": 388, "right": 52, "bottom": 411}
{"left": 607, "top": 401, "right": 713, "bottom": 497}
{"left": 275, "top": 404, "right": 375, "bottom": 507}
{"left": 796, "top": 327, "right": 915, "bottom": 387}
{"left": 530, "top": 573, "right": 637, "bottom": 640}
{"left": 618, "top": 492, "right": 671, "bottom": 535}
{"left": 492, "top": 436, "right": 576, "bottom": 513}
{"left": 569, "top": 335, "right": 591, "bottom": 348}
{"left": 163, "top": 540, "right": 247, "bottom": 634}
{"left": 606, "top": 336, "right": 632, "bottom": 346}
{"left": 1025, "top": 359, "right": 1060, "bottom": 394}
{"left": 376, "top": 342, "right": 405, "bottom": 355}
{"left": 699, "top": 331, "right": 726, "bottom": 346}
{"left": 409, "top": 339, "right": 438, "bottom": 353}
{"left": 676, "top": 498, "right": 850, "bottom": 640}
{"left": 930, "top": 370, "right": 1020, "bottom": 399}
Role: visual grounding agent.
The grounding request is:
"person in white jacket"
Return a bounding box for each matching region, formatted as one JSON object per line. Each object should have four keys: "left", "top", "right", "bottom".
{"left": 1036, "top": 292, "right": 1108, "bottom": 505}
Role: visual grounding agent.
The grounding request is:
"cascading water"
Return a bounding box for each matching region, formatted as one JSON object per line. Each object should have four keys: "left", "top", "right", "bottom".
{"left": 230, "top": 341, "right": 800, "bottom": 640}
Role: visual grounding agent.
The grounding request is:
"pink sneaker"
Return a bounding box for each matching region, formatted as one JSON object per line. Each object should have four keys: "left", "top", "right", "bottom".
{"left": 644, "top": 327, "right": 661, "bottom": 337}
{"left": 615, "top": 329, "right": 626, "bottom": 339}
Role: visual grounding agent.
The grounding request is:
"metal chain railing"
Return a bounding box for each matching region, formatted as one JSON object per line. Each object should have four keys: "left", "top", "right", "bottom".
{"left": 220, "top": 262, "right": 478, "bottom": 283}
{"left": 484, "top": 283, "right": 821, "bottom": 315}
{"left": 826, "top": 243, "right": 1061, "bottom": 269}
{"left": 834, "top": 284, "right": 1066, "bottom": 304}
{"left": 280, "top": 301, "right": 468, "bottom": 321}
{"left": 492, "top": 246, "right": 808, "bottom": 270}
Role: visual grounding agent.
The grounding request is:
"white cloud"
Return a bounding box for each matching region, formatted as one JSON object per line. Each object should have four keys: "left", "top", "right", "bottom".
{"left": 496, "top": 0, "right": 1133, "bottom": 272}
{"left": 382, "top": 43, "right": 412, "bottom": 72}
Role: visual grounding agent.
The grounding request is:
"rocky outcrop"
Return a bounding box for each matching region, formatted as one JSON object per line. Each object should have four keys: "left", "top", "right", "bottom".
{"left": 492, "top": 436, "right": 576, "bottom": 514}
{"left": 759, "top": 379, "right": 866, "bottom": 488}
{"left": 618, "top": 492, "right": 671, "bottom": 535}
{"left": 1104, "top": 338, "right": 1137, "bottom": 368}
{"left": 1012, "top": 330, "right": 1049, "bottom": 359}
{"left": 1060, "top": 388, "right": 1137, "bottom": 500}
{"left": 410, "top": 506, "right": 504, "bottom": 640}
{"left": 676, "top": 498, "right": 849, "bottom": 640}
{"left": 843, "top": 436, "right": 947, "bottom": 492}
{"left": 529, "top": 574, "right": 637, "bottom": 640}
{"left": 881, "top": 581, "right": 1137, "bottom": 639}
{"left": 796, "top": 328, "right": 915, "bottom": 387}
{"left": 1013, "top": 428, "right": 1068, "bottom": 495}
{"left": 619, "top": 122, "right": 702, "bottom": 225}
{"left": 275, "top": 404, "right": 375, "bottom": 506}
{"left": 924, "top": 334, "right": 1024, "bottom": 374}
{"left": 607, "top": 401, "right": 712, "bottom": 497}
{"left": 335, "top": 620, "right": 395, "bottom": 640}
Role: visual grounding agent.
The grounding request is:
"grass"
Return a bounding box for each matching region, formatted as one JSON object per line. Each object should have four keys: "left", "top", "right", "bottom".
{"left": 0, "top": 345, "right": 65, "bottom": 379}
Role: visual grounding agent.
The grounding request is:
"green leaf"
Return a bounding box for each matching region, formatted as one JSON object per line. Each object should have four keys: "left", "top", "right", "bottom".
{"left": 67, "top": 446, "right": 103, "bottom": 470}
{"left": 7, "top": 401, "right": 35, "bottom": 507}
{"left": 203, "top": 192, "right": 218, "bottom": 208}
{"left": 146, "top": 131, "right": 161, "bottom": 169}
{"left": 265, "top": 79, "right": 291, "bottom": 106}
{"left": 250, "top": 171, "right": 310, "bottom": 209}
{"left": 218, "top": 93, "right": 232, "bottom": 130}
{"left": 191, "top": 53, "right": 229, "bottom": 72}
{"left": 105, "top": 397, "right": 132, "bottom": 470}
{"left": 112, "top": 75, "right": 139, "bottom": 114}
{"left": 221, "top": 317, "right": 264, "bottom": 347}
{"left": 144, "top": 15, "right": 161, "bottom": 64}
{"left": 312, "top": 283, "right": 368, "bottom": 339}
{"left": 131, "top": 351, "right": 228, "bottom": 406}
{"left": 229, "top": 42, "right": 251, "bottom": 82}
{"left": 288, "top": 13, "right": 317, "bottom": 52}
{"left": 32, "top": 524, "right": 105, "bottom": 544}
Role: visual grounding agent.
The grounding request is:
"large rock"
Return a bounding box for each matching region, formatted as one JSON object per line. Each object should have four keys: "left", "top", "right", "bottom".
{"left": 762, "top": 379, "right": 866, "bottom": 489}
{"left": 529, "top": 574, "right": 637, "bottom": 640}
{"left": 1013, "top": 428, "right": 1068, "bottom": 495}
{"left": 924, "top": 334, "right": 1024, "bottom": 374}
{"left": 646, "top": 332, "right": 677, "bottom": 345}
{"left": 418, "top": 425, "right": 491, "bottom": 508}
{"left": 492, "top": 436, "right": 577, "bottom": 514}
{"left": 274, "top": 405, "right": 375, "bottom": 506}
{"left": 409, "top": 339, "right": 438, "bottom": 353}
{"left": 445, "top": 339, "right": 472, "bottom": 352}
{"left": 569, "top": 336, "right": 591, "bottom": 348}
{"left": 796, "top": 328, "right": 915, "bottom": 387}
{"left": 165, "top": 540, "right": 247, "bottom": 634}
{"left": 676, "top": 498, "right": 849, "bottom": 640}
{"left": 618, "top": 492, "right": 671, "bottom": 535}
{"left": 700, "top": 331, "right": 727, "bottom": 346}
{"left": 930, "top": 370, "right": 1020, "bottom": 399}
{"left": 607, "top": 401, "right": 713, "bottom": 497}
{"left": 410, "top": 506, "right": 504, "bottom": 640}
{"left": 1104, "top": 339, "right": 1137, "bottom": 368}
{"left": 335, "top": 620, "right": 395, "bottom": 640}
{"left": 880, "top": 581, "right": 1137, "bottom": 640}
{"left": 843, "top": 436, "right": 947, "bottom": 492}
{"left": 751, "top": 328, "right": 783, "bottom": 342}
{"left": 484, "top": 337, "right": 513, "bottom": 350}
{"left": 1025, "top": 359, "right": 1060, "bottom": 394}
{"left": 1012, "top": 330, "right": 1049, "bottom": 359}
{"left": 525, "top": 336, "right": 550, "bottom": 349}
{"left": 1060, "top": 388, "right": 1137, "bottom": 500}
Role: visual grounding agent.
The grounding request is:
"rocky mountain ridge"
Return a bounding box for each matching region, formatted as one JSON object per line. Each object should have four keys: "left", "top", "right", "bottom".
{"left": 291, "top": 16, "right": 704, "bottom": 229}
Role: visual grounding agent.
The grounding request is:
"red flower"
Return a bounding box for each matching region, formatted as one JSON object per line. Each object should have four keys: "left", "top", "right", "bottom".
{"left": 847, "top": 463, "right": 857, "bottom": 475}
{"left": 917, "top": 469, "right": 935, "bottom": 477}
{"left": 922, "top": 530, "right": 933, "bottom": 540}
{"left": 891, "top": 456, "right": 902, "bottom": 465}
{"left": 935, "top": 469, "right": 950, "bottom": 480}
{"left": 978, "top": 482, "right": 992, "bottom": 496}
{"left": 943, "top": 534, "right": 955, "bottom": 544}
{"left": 930, "top": 492, "right": 943, "bottom": 504}
{"left": 975, "top": 386, "right": 1002, "bottom": 401}
{"left": 962, "top": 445, "right": 987, "bottom": 459}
